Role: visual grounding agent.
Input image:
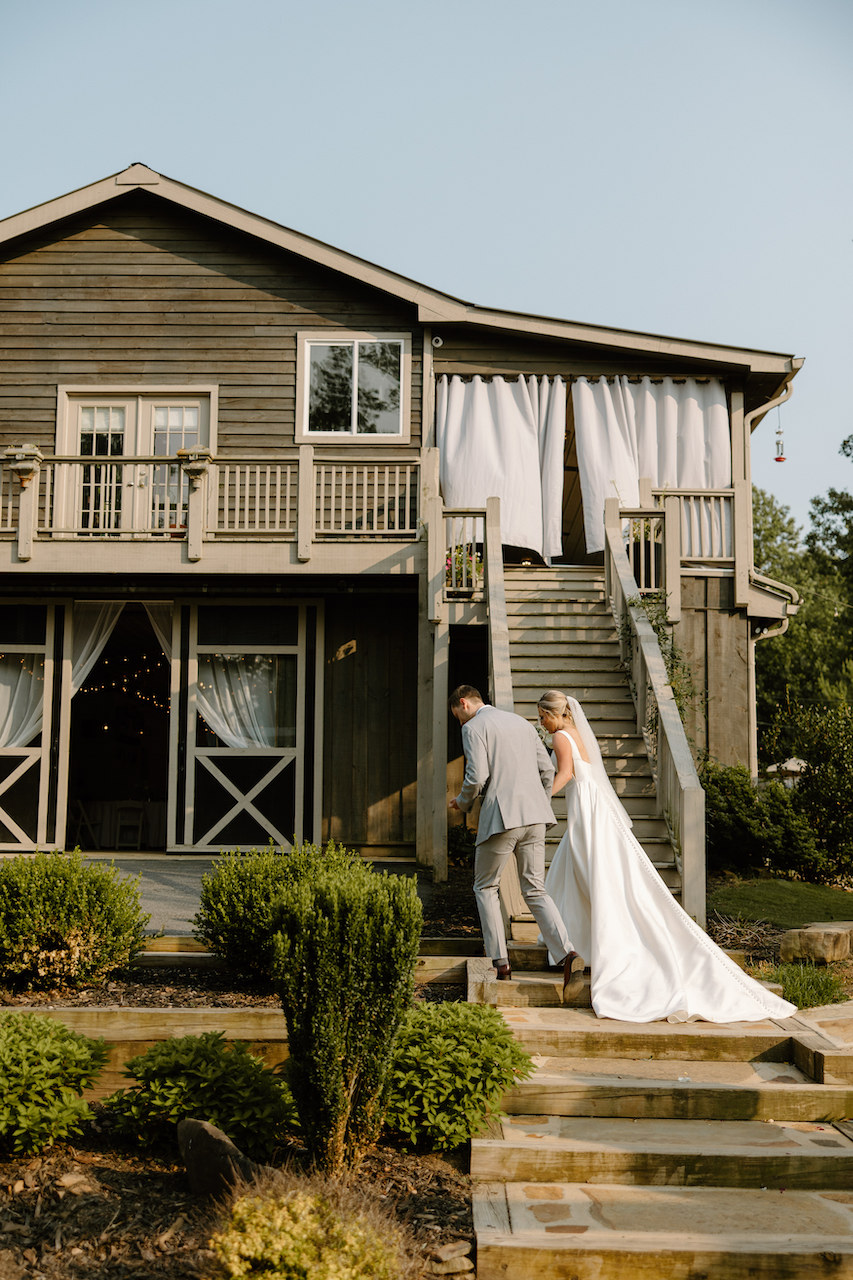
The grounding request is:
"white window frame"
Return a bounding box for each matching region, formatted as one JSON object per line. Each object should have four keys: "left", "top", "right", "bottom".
{"left": 295, "top": 332, "right": 411, "bottom": 444}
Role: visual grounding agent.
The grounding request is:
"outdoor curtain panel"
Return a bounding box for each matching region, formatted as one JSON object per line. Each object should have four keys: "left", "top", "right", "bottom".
{"left": 435, "top": 375, "right": 566, "bottom": 563}
{"left": 572, "top": 376, "right": 732, "bottom": 554}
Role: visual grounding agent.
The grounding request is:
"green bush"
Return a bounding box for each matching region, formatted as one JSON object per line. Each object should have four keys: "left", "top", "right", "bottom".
{"left": 749, "top": 962, "right": 846, "bottom": 1008}
{"left": 104, "top": 1031, "right": 296, "bottom": 1161}
{"left": 210, "top": 1183, "right": 405, "bottom": 1280}
{"left": 383, "top": 1002, "right": 534, "bottom": 1151}
{"left": 765, "top": 702, "right": 853, "bottom": 881}
{"left": 700, "top": 760, "right": 826, "bottom": 882}
{"left": 272, "top": 863, "right": 422, "bottom": 1173}
{"left": 0, "top": 850, "right": 150, "bottom": 989}
{"left": 194, "top": 841, "right": 362, "bottom": 981}
{"left": 0, "top": 1012, "right": 108, "bottom": 1154}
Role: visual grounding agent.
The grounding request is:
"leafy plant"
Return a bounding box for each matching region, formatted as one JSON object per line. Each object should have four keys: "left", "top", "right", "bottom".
{"left": 272, "top": 863, "right": 422, "bottom": 1173}
{"left": 748, "top": 962, "right": 846, "bottom": 1008}
{"left": 764, "top": 701, "right": 853, "bottom": 881}
{"left": 445, "top": 542, "right": 482, "bottom": 590}
{"left": 383, "top": 1002, "right": 534, "bottom": 1151}
{"left": 700, "top": 759, "right": 826, "bottom": 882}
{"left": 447, "top": 820, "right": 476, "bottom": 867}
{"left": 194, "top": 841, "right": 362, "bottom": 981}
{"left": 210, "top": 1180, "right": 407, "bottom": 1280}
{"left": 104, "top": 1031, "right": 296, "bottom": 1161}
{"left": 0, "top": 1012, "right": 108, "bottom": 1154}
{"left": 0, "top": 850, "right": 150, "bottom": 989}
{"left": 623, "top": 591, "right": 703, "bottom": 728}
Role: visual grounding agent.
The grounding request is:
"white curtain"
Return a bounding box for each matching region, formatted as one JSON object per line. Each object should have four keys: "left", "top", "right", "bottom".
{"left": 435, "top": 375, "right": 566, "bottom": 563}
{"left": 196, "top": 655, "right": 285, "bottom": 749}
{"left": 0, "top": 603, "right": 124, "bottom": 749}
{"left": 572, "top": 376, "right": 731, "bottom": 553}
{"left": 143, "top": 604, "right": 173, "bottom": 662}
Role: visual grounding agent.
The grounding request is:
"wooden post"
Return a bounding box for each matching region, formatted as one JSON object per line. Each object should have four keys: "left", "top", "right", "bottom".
{"left": 663, "top": 494, "right": 682, "bottom": 623}
{"left": 680, "top": 783, "right": 707, "bottom": 927}
{"left": 431, "top": 620, "right": 449, "bottom": 883}
{"left": 178, "top": 449, "right": 212, "bottom": 563}
{"left": 485, "top": 497, "right": 512, "bottom": 712}
{"left": 297, "top": 444, "right": 314, "bottom": 562}
{"left": 638, "top": 476, "right": 653, "bottom": 507}
{"left": 4, "top": 446, "right": 43, "bottom": 562}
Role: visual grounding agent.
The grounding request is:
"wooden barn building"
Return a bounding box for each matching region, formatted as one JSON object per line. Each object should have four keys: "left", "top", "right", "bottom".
{"left": 0, "top": 165, "right": 801, "bottom": 928}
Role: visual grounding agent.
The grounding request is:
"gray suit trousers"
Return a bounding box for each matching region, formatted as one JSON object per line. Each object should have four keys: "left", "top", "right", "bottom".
{"left": 473, "top": 823, "right": 573, "bottom": 966}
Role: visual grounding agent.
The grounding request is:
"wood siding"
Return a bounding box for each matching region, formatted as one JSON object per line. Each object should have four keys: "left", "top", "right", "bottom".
{"left": 679, "top": 574, "right": 750, "bottom": 766}
{"left": 0, "top": 192, "right": 423, "bottom": 456}
{"left": 322, "top": 591, "right": 418, "bottom": 854}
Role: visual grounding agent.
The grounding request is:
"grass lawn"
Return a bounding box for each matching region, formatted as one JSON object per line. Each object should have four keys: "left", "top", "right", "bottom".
{"left": 707, "top": 878, "right": 853, "bottom": 931}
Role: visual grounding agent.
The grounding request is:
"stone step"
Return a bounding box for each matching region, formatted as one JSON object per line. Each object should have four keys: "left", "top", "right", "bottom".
{"left": 473, "top": 1182, "right": 853, "bottom": 1279}
{"left": 496, "top": 1006, "right": 797, "bottom": 1062}
{"left": 503, "top": 1057, "right": 853, "bottom": 1122}
{"left": 471, "top": 1116, "right": 853, "bottom": 1188}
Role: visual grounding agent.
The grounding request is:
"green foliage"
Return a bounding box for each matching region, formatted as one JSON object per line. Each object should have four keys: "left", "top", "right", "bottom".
{"left": 706, "top": 879, "right": 853, "bottom": 932}
{"left": 753, "top": 485, "right": 853, "bottom": 730}
{"left": 0, "top": 850, "right": 150, "bottom": 989}
{"left": 623, "top": 592, "right": 703, "bottom": 730}
{"left": 0, "top": 1012, "right": 107, "bottom": 1154}
{"left": 272, "top": 863, "right": 422, "bottom": 1173}
{"left": 194, "top": 841, "right": 362, "bottom": 981}
{"left": 700, "top": 760, "right": 826, "bottom": 882}
{"left": 749, "top": 962, "right": 846, "bottom": 1008}
{"left": 104, "top": 1031, "right": 296, "bottom": 1161}
{"left": 383, "top": 1002, "right": 534, "bottom": 1152}
{"left": 764, "top": 701, "right": 853, "bottom": 881}
{"left": 210, "top": 1184, "right": 403, "bottom": 1280}
{"left": 447, "top": 821, "right": 476, "bottom": 867}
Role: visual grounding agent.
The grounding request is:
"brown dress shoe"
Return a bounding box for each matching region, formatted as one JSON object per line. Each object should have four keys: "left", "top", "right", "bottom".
{"left": 495, "top": 962, "right": 512, "bottom": 981}
{"left": 562, "top": 951, "right": 585, "bottom": 1000}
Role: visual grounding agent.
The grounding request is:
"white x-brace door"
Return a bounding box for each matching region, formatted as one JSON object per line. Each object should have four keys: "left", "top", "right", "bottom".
{"left": 167, "top": 603, "right": 323, "bottom": 852}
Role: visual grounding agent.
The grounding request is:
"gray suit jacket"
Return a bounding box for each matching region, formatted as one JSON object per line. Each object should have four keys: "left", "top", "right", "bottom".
{"left": 455, "top": 705, "right": 556, "bottom": 843}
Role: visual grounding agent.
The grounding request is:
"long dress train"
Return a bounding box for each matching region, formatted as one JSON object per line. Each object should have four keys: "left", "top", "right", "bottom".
{"left": 544, "top": 731, "right": 796, "bottom": 1023}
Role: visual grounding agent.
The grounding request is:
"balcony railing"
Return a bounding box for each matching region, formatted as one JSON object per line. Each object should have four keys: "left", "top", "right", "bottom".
{"left": 0, "top": 446, "right": 420, "bottom": 562}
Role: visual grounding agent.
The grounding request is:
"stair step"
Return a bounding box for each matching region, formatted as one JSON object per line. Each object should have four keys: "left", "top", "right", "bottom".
{"left": 509, "top": 641, "right": 623, "bottom": 658}
{"left": 471, "top": 1116, "right": 853, "bottom": 1187}
{"left": 505, "top": 595, "right": 608, "bottom": 610}
{"left": 497, "top": 1006, "right": 796, "bottom": 1061}
{"left": 473, "top": 1182, "right": 853, "bottom": 1279}
{"left": 504, "top": 1058, "right": 853, "bottom": 1122}
{"left": 509, "top": 654, "right": 626, "bottom": 672}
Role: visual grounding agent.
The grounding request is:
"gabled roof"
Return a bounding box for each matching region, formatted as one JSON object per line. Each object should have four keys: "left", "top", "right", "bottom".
{"left": 0, "top": 163, "right": 802, "bottom": 384}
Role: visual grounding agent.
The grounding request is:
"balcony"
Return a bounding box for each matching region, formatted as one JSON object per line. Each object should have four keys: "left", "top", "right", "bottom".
{"left": 0, "top": 445, "right": 422, "bottom": 576}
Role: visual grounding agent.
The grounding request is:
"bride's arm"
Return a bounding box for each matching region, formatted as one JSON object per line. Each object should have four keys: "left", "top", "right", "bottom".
{"left": 550, "top": 730, "right": 574, "bottom": 795}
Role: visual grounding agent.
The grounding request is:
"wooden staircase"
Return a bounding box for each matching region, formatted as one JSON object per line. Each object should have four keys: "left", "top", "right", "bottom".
{"left": 504, "top": 565, "right": 680, "bottom": 900}
{"left": 468, "top": 979, "right": 853, "bottom": 1278}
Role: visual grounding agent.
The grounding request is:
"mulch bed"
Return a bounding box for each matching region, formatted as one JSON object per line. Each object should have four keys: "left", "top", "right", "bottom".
{"left": 0, "top": 1135, "right": 473, "bottom": 1279}
{"left": 0, "top": 864, "right": 480, "bottom": 1277}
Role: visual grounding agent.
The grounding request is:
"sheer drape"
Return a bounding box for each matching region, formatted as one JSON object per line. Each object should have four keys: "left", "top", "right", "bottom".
{"left": 572, "top": 376, "right": 731, "bottom": 553}
{"left": 196, "top": 655, "right": 293, "bottom": 749}
{"left": 435, "top": 375, "right": 566, "bottom": 563}
{"left": 0, "top": 603, "right": 124, "bottom": 749}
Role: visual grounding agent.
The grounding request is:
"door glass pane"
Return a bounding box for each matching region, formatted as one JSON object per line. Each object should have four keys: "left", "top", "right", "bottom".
{"left": 79, "top": 405, "right": 125, "bottom": 530}
{"left": 0, "top": 606, "right": 45, "bottom": 645}
{"left": 308, "top": 344, "right": 354, "bottom": 433}
{"left": 356, "top": 341, "right": 402, "bottom": 434}
{"left": 196, "top": 653, "right": 297, "bottom": 748}
{"left": 151, "top": 404, "right": 202, "bottom": 531}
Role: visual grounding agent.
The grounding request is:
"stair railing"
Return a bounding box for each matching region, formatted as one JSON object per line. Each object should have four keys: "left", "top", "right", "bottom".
{"left": 604, "top": 497, "right": 706, "bottom": 926}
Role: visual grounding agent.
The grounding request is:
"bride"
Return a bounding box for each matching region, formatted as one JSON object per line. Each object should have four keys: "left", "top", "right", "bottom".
{"left": 537, "top": 689, "right": 796, "bottom": 1024}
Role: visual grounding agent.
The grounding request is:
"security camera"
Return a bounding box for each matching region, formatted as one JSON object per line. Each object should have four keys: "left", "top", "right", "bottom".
{"left": 432, "top": 335, "right": 444, "bottom": 348}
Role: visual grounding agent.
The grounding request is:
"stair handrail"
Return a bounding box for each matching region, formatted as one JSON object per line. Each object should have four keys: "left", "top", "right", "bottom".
{"left": 484, "top": 497, "right": 514, "bottom": 714}
{"left": 604, "top": 497, "right": 706, "bottom": 927}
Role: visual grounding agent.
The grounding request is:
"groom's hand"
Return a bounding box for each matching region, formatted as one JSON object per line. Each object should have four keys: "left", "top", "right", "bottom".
{"left": 448, "top": 797, "right": 460, "bottom": 811}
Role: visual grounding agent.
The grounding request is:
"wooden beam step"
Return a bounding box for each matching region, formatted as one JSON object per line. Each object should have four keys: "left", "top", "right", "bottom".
{"left": 473, "top": 1182, "right": 853, "bottom": 1279}
{"left": 503, "top": 1058, "right": 853, "bottom": 1122}
{"left": 471, "top": 1116, "right": 853, "bottom": 1187}
{"left": 497, "top": 1006, "right": 796, "bottom": 1061}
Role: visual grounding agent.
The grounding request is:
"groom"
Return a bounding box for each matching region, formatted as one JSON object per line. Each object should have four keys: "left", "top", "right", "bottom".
{"left": 448, "top": 684, "right": 584, "bottom": 996}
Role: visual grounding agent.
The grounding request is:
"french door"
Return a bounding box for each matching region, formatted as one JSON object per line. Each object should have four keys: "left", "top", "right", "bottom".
{"left": 54, "top": 391, "right": 211, "bottom": 535}
{"left": 0, "top": 604, "right": 61, "bottom": 850}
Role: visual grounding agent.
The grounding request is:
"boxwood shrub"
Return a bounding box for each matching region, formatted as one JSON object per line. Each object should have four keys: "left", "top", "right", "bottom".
{"left": 0, "top": 850, "right": 150, "bottom": 989}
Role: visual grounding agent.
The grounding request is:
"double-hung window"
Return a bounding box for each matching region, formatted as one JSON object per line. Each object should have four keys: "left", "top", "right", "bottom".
{"left": 296, "top": 333, "right": 410, "bottom": 442}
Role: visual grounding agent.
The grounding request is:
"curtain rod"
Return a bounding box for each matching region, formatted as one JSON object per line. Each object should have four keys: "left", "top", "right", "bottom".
{"left": 440, "top": 374, "right": 719, "bottom": 385}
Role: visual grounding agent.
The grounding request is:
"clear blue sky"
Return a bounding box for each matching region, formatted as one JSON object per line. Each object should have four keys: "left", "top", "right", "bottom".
{"left": 2, "top": 0, "right": 850, "bottom": 531}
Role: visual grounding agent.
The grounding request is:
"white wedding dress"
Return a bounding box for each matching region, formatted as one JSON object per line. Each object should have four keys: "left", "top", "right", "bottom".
{"left": 544, "top": 728, "right": 796, "bottom": 1024}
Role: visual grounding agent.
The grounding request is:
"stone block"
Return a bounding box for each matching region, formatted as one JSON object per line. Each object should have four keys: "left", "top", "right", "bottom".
{"left": 780, "top": 922, "right": 853, "bottom": 964}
